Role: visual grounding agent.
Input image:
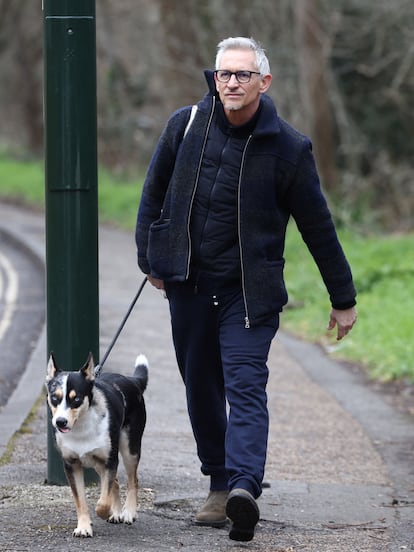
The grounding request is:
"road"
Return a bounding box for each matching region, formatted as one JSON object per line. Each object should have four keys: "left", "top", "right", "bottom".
{"left": 0, "top": 227, "right": 44, "bottom": 406}
{"left": 0, "top": 245, "right": 18, "bottom": 343}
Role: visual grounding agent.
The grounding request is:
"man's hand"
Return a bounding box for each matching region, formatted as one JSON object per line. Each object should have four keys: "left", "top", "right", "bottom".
{"left": 147, "top": 274, "right": 165, "bottom": 290}
{"left": 328, "top": 306, "right": 357, "bottom": 341}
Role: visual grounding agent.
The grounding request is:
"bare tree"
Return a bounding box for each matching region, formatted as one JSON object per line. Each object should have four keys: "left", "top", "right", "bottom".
{"left": 0, "top": 1, "right": 43, "bottom": 153}
{"left": 295, "top": 0, "right": 338, "bottom": 191}
{"left": 157, "top": 0, "right": 208, "bottom": 112}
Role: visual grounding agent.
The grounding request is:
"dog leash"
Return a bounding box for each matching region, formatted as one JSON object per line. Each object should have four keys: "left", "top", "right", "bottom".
{"left": 94, "top": 276, "right": 148, "bottom": 377}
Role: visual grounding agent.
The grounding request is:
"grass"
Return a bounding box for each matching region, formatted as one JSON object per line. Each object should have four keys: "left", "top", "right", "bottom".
{"left": 0, "top": 154, "right": 413, "bottom": 382}
{"left": 0, "top": 155, "right": 142, "bottom": 228}
{"left": 0, "top": 156, "right": 45, "bottom": 207}
{"left": 0, "top": 391, "right": 44, "bottom": 466}
{"left": 283, "top": 224, "right": 414, "bottom": 381}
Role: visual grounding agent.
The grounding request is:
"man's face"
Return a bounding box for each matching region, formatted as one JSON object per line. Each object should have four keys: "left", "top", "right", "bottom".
{"left": 214, "top": 48, "right": 272, "bottom": 124}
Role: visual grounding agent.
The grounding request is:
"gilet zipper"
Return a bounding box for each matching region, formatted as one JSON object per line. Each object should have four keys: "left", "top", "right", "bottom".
{"left": 185, "top": 97, "right": 216, "bottom": 279}
{"left": 238, "top": 135, "right": 253, "bottom": 328}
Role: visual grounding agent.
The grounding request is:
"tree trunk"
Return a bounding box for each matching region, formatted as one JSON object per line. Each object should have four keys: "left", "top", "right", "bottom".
{"left": 157, "top": 0, "right": 208, "bottom": 112}
{"left": 295, "top": 0, "right": 338, "bottom": 191}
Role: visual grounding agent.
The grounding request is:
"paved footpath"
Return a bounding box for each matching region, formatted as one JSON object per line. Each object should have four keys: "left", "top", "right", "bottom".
{"left": 0, "top": 202, "right": 413, "bottom": 551}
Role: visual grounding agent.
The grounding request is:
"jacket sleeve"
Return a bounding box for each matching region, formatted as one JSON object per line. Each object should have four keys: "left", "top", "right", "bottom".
{"left": 287, "top": 140, "right": 357, "bottom": 309}
{"left": 135, "top": 108, "right": 190, "bottom": 274}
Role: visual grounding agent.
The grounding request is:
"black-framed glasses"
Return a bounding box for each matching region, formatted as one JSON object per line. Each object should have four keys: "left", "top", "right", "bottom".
{"left": 214, "top": 70, "right": 261, "bottom": 84}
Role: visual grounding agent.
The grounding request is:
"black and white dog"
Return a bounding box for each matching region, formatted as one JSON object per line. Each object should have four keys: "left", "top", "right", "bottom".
{"left": 46, "top": 352, "right": 148, "bottom": 537}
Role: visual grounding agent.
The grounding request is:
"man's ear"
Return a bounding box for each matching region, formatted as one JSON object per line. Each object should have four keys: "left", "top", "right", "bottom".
{"left": 260, "top": 73, "right": 272, "bottom": 94}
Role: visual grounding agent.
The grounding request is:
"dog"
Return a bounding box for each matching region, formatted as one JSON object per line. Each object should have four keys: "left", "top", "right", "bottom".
{"left": 46, "top": 352, "right": 148, "bottom": 537}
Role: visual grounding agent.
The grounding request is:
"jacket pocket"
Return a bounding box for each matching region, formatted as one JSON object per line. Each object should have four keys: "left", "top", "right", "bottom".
{"left": 147, "top": 218, "right": 171, "bottom": 278}
{"left": 249, "top": 259, "right": 288, "bottom": 320}
{"left": 268, "top": 259, "right": 288, "bottom": 307}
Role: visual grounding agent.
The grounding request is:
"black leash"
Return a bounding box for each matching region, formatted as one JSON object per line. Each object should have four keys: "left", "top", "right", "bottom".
{"left": 94, "top": 276, "right": 148, "bottom": 377}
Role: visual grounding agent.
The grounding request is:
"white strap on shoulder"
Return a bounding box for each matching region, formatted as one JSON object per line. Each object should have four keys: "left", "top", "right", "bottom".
{"left": 183, "top": 105, "right": 197, "bottom": 138}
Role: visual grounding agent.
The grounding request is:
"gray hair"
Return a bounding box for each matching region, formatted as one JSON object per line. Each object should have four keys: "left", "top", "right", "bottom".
{"left": 215, "top": 37, "right": 270, "bottom": 75}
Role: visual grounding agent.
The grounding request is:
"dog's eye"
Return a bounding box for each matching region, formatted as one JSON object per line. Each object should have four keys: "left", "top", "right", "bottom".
{"left": 50, "top": 395, "right": 60, "bottom": 406}
{"left": 70, "top": 396, "right": 83, "bottom": 408}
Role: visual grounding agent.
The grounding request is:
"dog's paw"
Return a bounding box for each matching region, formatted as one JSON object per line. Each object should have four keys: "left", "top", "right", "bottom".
{"left": 107, "top": 512, "right": 123, "bottom": 524}
{"left": 95, "top": 503, "right": 111, "bottom": 520}
{"left": 73, "top": 524, "right": 93, "bottom": 538}
{"left": 120, "top": 509, "right": 137, "bottom": 525}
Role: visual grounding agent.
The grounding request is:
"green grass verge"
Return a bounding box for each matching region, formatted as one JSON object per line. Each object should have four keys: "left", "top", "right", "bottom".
{"left": 283, "top": 223, "right": 414, "bottom": 381}
{"left": 0, "top": 155, "right": 413, "bottom": 381}
{"left": 0, "top": 155, "right": 142, "bottom": 229}
{"left": 0, "top": 156, "right": 45, "bottom": 207}
{"left": 0, "top": 391, "right": 45, "bottom": 466}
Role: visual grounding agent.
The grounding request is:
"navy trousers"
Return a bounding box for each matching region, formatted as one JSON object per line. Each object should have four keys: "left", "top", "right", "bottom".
{"left": 165, "top": 281, "right": 279, "bottom": 499}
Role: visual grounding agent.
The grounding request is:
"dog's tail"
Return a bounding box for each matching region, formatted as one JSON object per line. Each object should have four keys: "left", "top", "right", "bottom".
{"left": 134, "top": 354, "right": 149, "bottom": 393}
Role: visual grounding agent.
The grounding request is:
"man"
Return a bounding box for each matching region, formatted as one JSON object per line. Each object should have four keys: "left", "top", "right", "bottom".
{"left": 136, "top": 37, "right": 357, "bottom": 542}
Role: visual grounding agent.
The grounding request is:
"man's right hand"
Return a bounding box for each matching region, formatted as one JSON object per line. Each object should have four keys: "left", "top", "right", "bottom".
{"left": 147, "top": 274, "right": 165, "bottom": 290}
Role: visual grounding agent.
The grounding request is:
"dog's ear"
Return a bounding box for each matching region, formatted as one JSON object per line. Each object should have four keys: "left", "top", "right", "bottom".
{"left": 80, "top": 352, "right": 95, "bottom": 382}
{"left": 46, "top": 352, "right": 59, "bottom": 382}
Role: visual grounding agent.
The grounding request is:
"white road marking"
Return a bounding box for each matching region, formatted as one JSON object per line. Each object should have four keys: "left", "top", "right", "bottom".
{"left": 0, "top": 251, "right": 19, "bottom": 341}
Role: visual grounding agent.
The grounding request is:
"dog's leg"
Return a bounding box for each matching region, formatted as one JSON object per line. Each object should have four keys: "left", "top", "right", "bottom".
{"left": 107, "top": 476, "right": 123, "bottom": 523}
{"left": 120, "top": 433, "right": 140, "bottom": 524}
{"left": 64, "top": 461, "right": 93, "bottom": 537}
{"left": 95, "top": 462, "right": 122, "bottom": 522}
{"left": 122, "top": 453, "right": 140, "bottom": 524}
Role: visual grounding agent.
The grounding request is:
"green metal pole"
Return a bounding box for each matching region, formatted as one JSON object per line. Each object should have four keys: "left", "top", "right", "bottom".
{"left": 43, "top": 0, "right": 99, "bottom": 485}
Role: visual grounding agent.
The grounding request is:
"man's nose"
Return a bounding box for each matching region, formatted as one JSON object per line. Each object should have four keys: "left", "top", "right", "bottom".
{"left": 227, "top": 73, "right": 239, "bottom": 85}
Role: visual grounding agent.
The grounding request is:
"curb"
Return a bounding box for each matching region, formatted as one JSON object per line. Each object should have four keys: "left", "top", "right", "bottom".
{"left": 0, "top": 222, "right": 46, "bottom": 458}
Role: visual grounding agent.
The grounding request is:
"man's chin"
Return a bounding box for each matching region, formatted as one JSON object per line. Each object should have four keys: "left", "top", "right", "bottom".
{"left": 223, "top": 103, "right": 241, "bottom": 112}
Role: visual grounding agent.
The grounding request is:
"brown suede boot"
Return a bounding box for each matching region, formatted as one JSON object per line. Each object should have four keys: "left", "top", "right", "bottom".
{"left": 195, "top": 490, "right": 229, "bottom": 527}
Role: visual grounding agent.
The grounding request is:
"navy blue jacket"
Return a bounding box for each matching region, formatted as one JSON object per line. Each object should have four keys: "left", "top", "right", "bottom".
{"left": 136, "top": 72, "right": 356, "bottom": 326}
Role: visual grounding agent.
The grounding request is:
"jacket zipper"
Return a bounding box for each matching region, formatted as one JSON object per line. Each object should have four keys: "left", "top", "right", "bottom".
{"left": 238, "top": 135, "right": 253, "bottom": 328}
{"left": 185, "top": 97, "right": 216, "bottom": 280}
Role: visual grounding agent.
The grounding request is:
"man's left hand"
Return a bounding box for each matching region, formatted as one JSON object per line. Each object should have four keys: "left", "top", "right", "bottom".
{"left": 328, "top": 306, "right": 357, "bottom": 341}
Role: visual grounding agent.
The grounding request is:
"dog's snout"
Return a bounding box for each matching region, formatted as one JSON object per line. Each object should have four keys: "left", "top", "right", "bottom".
{"left": 56, "top": 417, "right": 68, "bottom": 429}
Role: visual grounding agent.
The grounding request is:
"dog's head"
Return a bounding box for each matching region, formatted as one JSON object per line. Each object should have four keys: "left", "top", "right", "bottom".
{"left": 46, "top": 352, "right": 95, "bottom": 433}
